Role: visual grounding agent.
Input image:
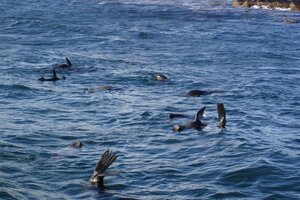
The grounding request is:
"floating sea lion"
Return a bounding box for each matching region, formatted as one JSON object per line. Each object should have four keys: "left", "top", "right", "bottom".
{"left": 153, "top": 73, "right": 168, "bottom": 81}
{"left": 55, "top": 57, "right": 72, "bottom": 69}
{"left": 69, "top": 140, "right": 83, "bottom": 148}
{"left": 39, "top": 68, "right": 66, "bottom": 82}
{"left": 173, "top": 107, "right": 207, "bottom": 132}
{"left": 172, "top": 103, "right": 226, "bottom": 132}
{"left": 90, "top": 150, "right": 119, "bottom": 188}
{"left": 185, "top": 90, "right": 209, "bottom": 97}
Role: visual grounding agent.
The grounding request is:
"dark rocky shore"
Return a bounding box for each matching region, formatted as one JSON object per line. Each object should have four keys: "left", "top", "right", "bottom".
{"left": 232, "top": 0, "right": 300, "bottom": 11}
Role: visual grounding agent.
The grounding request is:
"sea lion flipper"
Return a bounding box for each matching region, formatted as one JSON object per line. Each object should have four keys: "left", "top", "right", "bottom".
{"left": 217, "top": 103, "right": 226, "bottom": 128}
{"left": 52, "top": 68, "right": 58, "bottom": 80}
{"left": 66, "top": 57, "right": 72, "bottom": 67}
{"left": 195, "top": 106, "right": 206, "bottom": 124}
{"left": 90, "top": 150, "right": 118, "bottom": 188}
{"left": 95, "top": 150, "right": 118, "bottom": 174}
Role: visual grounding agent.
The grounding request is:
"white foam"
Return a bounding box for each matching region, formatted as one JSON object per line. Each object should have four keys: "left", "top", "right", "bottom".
{"left": 251, "top": 5, "right": 291, "bottom": 11}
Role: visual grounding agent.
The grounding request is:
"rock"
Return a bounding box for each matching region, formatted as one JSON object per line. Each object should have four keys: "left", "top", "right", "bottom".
{"left": 232, "top": 0, "right": 300, "bottom": 11}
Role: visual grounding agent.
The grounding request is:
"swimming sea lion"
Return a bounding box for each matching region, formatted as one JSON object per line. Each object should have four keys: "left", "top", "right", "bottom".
{"left": 69, "top": 140, "right": 83, "bottom": 148}
{"left": 173, "top": 107, "right": 207, "bottom": 132}
{"left": 90, "top": 150, "right": 119, "bottom": 188}
{"left": 185, "top": 90, "right": 209, "bottom": 97}
{"left": 55, "top": 57, "right": 72, "bottom": 69}
{"left": 39, "top": 68, "right": 66, "bottom": 82}
{"left": 153, "top": 73, "right": 168, "bottom": 81}
{"left": 172, "top": 103, "right": 227, "bottom": 132}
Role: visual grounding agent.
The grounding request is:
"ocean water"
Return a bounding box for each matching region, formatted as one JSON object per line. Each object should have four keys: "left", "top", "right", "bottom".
{"left": 1, "top": 0, "right": 300, "bottom": 199}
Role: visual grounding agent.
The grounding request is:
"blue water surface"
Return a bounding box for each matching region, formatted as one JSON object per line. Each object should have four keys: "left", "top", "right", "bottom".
{"left": 0, "top": 0, "right": 300, "bottom": 199}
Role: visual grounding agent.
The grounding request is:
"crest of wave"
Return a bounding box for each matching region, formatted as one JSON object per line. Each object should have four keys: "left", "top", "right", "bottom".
{"left": 96, "top": 0, "right": 229, "bottom": 10}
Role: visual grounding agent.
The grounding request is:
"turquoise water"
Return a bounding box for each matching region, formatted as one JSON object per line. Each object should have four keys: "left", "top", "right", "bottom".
{"left": 1, "top": 0, "right": 300, "bottom": 199}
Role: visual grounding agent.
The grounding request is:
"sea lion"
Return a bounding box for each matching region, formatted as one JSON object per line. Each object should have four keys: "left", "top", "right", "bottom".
{"left": 55, "top": 57, "right": 72, "bottom": 69}
{"left": 69, "top": 140, "right": 83, "bottom": 148}
{"left": 173, "top": 107, "right": 207, "bottom": 132}
{"left": 39, "top": 68, "right": 66, "bottom": 82}
{"left": 172, "top": 103, "right": 226, "bottom": 132}
{"left": 153, "top": 73, "right": 168, "bottom": 81}
{"left": 90, "top": 150, "right": 119, "bottom": 188}
{"left": 185, "top": 90, "right": 209, "bottom": 97}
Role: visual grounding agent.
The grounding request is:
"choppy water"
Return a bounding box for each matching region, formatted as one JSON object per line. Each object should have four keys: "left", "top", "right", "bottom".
{"left": 1, "top": 0, "right": 300, "bottom": 199}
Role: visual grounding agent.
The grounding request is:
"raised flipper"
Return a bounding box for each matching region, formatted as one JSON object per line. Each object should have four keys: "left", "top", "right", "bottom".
{"left": 217, "top": 103, "right": 226, "bottom": 128}
{"left": 90, "top": 150, "right": 118, "bottom": 188}
{"left": 66, "top": 57, "right": 72, "bottom": 67}
{"left": 195, "top": 107, "right": 207, "bottom": 127}
{"left": 52, "top": 68, "right": 58, "bottom": 80}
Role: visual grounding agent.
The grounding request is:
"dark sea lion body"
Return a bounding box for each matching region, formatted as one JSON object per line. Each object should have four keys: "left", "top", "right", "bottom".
{"left": 55, "top": 57, "right": 72, "bottom": 69}
{"left": 39, "top": 69, "right": 66, "bottom": 82}
{"left": 185, "top": 90, "right": 209, "bottom": 97}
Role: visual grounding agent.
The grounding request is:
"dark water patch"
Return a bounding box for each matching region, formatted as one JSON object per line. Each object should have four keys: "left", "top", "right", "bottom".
{"left": 210, "top": 191, "right": 248, "bottom": 199}
{"left": 219, "top": 159, "right": 285, "bottom": 187}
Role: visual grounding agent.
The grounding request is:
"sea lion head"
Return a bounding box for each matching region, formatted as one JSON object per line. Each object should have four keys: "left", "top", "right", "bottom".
{"left": 185, "top": 90, "right": 209, "bottom": 97}
{"left": 173, "top": 124, "right": 185, "bottom": 132}
{"left": 69, "top": 140, "right": 83, "bottom": 148}
{"left": 153, "top": 73, "right": 168, "bottom": 81}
